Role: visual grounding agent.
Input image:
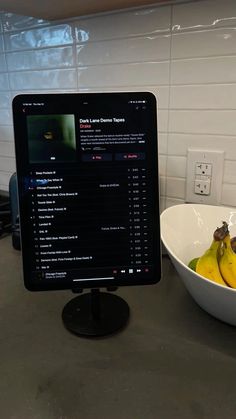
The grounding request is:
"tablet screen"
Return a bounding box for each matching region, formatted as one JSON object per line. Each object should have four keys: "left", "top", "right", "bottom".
{"left": 13, "top": 92, "right": 161, "bottom": 291}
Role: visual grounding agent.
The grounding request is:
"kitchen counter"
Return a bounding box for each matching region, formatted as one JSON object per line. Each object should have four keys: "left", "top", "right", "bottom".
{"left": 1, "top": 235, "right": 236, "bottom": 419}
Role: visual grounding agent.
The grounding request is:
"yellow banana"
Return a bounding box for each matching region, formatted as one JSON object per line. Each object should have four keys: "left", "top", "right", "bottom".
{"left": 219, "top": 233, "right": 236, "bottom": 288}
{"left": 196, "top": 240, "right": 226, "bottom": 286}
{"left": 196, "top": 222, "right": 228, "bottom": 286}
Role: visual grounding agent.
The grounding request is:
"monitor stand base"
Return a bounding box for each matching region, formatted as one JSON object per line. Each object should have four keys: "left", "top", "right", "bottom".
{"left": 62, "top": 289, "right": 130, "bottom": 337}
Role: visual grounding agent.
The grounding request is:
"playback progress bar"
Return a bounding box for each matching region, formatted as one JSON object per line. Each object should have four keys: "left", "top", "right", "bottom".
{"left": 73, "top": 277, "right": 114, "bottom": 282}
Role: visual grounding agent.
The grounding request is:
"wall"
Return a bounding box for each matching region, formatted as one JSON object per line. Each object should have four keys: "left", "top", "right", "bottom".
{"left": 1, "top": 0, "right": 236, "bottom": 210}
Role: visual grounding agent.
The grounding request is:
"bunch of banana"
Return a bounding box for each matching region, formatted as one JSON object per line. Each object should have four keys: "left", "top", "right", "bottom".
{"left": 188, "top": 221, "right": 228, "bottom": 286}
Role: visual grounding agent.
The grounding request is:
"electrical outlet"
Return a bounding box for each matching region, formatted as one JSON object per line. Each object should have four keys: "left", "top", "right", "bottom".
{"left": 194, "top": 179, "right": 211, "bottom": 195}
{"left": 195, "top": 162, "right": 212, "bottom": 176}
{"left": 186, "top": 148, "right": 224, "bottom": 205}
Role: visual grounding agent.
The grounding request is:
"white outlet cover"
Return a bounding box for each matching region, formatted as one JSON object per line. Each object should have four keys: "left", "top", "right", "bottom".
{"left": 186, "top": 148, "right": 224, "bottom": 205}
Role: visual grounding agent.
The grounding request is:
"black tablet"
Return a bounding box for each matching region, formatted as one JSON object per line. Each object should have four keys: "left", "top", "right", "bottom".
{"left": 13, "top": 92, "right": 161, "bottom": 291}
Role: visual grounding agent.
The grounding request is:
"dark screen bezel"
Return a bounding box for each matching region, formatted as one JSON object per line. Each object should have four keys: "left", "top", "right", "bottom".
{"left": 12, "top": 92, "right": 161, "bottom": 291}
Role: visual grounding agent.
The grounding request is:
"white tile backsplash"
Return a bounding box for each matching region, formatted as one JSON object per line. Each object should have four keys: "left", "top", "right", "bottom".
{"left": 166, "top": 156, "right": 186, "bottom": 178}
{"left": 6, "top": 46, "right": 74, "bottom": 70}
{"left": 159, "top": 176, "right": 166, "bottom": 196}
{"left": 158, "top": 133, "right": 168, "bottom": 155}
{"left": 1, "top": 0, "right": 236, "bottom": 210}
{"left": 74, "top": 6, "right": 171, "bottom": 43}
{"left": 221, "top": 183, "right": 236, "bottom": 207}
{"left": 223, "top": 160, "right": 236, "bottom": 184}
{"left": 0, "top": 34, "right": 3, "bottom": 52}
{"left": 172, "top": 28, "right": 236, "bottom": 59}
{"left": 1, "top": 12, "right": 49, "bottom": 31}
{"left": 166, "top": 177, "right": 186, "bottom": 199}
{"left": 165, "top": 197, "right": 185, "bottom": 208}
{"left": 0, "top": 53, "right": 6, "bottom": 71}
{"left": 0, "top": 156, "right": 15, "bottom": 172}
{"left": 0, "top": 109, "right": 12, "bottom": 125}
{"left": 0, "top": 92, "right": 11, "bottom": 108}
{"left": 158, "top": 110, "right": 169, "bottom": 133}
{"left": 169, "top": 110, "right": 236, "bottom": 136}
{"left": 0, "top": 171, "right": 14, "bottom": 190}
{"left": 168, "top": 133, "right": 236, "bottom": 160}
{"left": 0, "top": 73, "right": 9, "bottom": 90}
{"left": 76, "top": 35, "right": 171, "bottom": 66}
{"left": 159, "top": 196, "right": 166, "bottom": 214}
{"left": 4, "top": 24, "right": 73, "bottom": 51}
{"left": 170, "top": 84, "right": 236, "bottom": 109}
{"left": 172, "top": 0, "right": 236, "bottom": 31}
{"left": 158, "top": 154, "right": 167, "bottom": 177}
{"left": 77, "top": 61, "right": 170, "bottom": 88}
{"left": 171, "top": 56, "right": 236, "bottom": 85}
{"left": 9, "top": 68, "right": 77, "bottom": 90}
{"left": 0, "top": 141, "right": 15, "bottom": 157}
{"left": 0, "top": 125, "right": 15, "bottom": 142}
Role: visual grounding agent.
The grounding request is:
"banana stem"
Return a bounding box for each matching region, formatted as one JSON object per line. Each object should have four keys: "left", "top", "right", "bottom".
{"left": 214, "top": 221, "right": 229, "bottom": 241}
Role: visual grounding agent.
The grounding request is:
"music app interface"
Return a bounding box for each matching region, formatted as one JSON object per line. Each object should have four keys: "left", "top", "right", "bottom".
{"left": 14, "top": 93, "right": 159, "bottom": 289}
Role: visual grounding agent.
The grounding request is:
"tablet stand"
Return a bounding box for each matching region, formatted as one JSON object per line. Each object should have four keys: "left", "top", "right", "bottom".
{"left": 62, "top": 288, "right": 130, "bottom": 337}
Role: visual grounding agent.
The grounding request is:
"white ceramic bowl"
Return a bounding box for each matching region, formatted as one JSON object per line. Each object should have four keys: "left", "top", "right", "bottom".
{"left": 160, "top": 203, "right": 236, "bottom": 326}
